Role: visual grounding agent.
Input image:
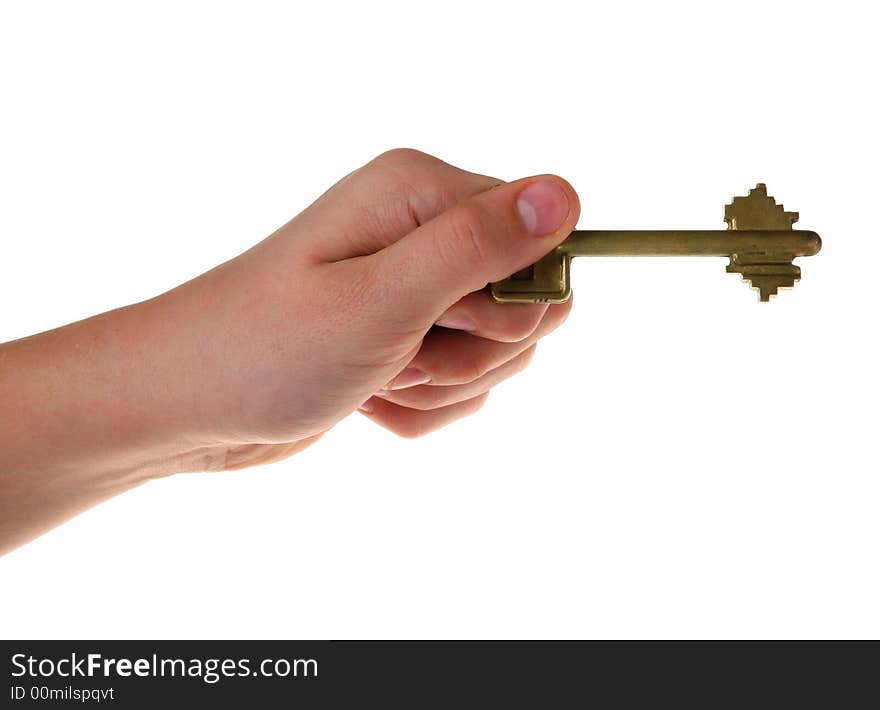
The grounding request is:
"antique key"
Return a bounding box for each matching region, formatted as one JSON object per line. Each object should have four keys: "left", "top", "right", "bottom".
{"left": 491, "top": 184, "right": 821, "bottom": 303}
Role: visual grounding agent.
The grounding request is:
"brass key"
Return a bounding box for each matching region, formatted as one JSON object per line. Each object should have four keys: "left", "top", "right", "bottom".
{"left": 491, "top": 184, "right": 821, "bottom": 303}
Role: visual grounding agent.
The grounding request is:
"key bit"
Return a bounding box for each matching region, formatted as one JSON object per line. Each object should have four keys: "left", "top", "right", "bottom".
{"left": 491, "top": 183, "right": 821, "bottom": 303}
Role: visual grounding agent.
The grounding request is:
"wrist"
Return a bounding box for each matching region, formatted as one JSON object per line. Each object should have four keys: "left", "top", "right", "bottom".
{"left": 118, "top": 291, "right": 231, "bottom": 474}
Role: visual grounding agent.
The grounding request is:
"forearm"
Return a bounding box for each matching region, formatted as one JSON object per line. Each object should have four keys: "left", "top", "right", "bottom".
{"left": 0, "top": 292, "right": 223, "bottom": 554}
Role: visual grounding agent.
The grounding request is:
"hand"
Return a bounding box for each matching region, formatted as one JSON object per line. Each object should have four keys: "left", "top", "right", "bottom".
{"left": 161, "top": 149, "right": 580, "bottom": 468}
{"left": 0, "top": 148, "right": 579, "bottom": 552}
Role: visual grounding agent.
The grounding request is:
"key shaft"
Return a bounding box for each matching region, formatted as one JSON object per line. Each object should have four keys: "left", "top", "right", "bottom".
{"left": 491, "top": 229, "right": 821, "bottom": 304}
{"left": 491, "top": 184, "right": 822, "bottom": 303}
{"left": 556, "top": 229, "right": 821, "bottom": 258}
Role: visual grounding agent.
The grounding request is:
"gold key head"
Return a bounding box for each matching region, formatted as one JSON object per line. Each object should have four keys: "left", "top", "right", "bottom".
{"left": 724, "top": 184, "right": 820, "bottom": 301}
{"left": 724, "top": 183, "right": 799, "bottom": 230}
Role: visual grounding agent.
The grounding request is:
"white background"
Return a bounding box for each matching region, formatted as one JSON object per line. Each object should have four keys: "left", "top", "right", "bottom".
{"left": 1, "top": 1, "right": 878, "bottom": 639}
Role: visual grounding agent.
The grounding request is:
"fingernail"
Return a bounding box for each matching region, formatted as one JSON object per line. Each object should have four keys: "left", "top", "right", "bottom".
{"left": 358, "top": 399, "right": 375, "bottom": 414}
{"left": 516, "top": 180, "right": 569, "bottom": 236}
{"left": 435, "top": 313, "right": 476, "bottom": 331}
{"left": 387, "top": 367, "right": 431, "bottom": 390}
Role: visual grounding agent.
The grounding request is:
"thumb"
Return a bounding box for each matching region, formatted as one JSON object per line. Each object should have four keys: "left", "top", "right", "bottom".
{"left": 368, "top": 175, "right": 580, "bottom": 325}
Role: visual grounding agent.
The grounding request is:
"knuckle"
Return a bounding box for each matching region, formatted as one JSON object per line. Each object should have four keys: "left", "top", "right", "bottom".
{"left": 460, "top": 352, "right": 493, "bottom": 384}
{"left": 516, "top": 344, "right": 537, "bottom": 372}
{"left": 393, "top": 417, "right": 431, "bottom": 439}
{"left": 427, "top": 349, "right": 487, "bottom": 385}
{"left": 543, "top": 300, "right": 574, "bottom": 333}
{"left": 440, "top": 203, "right": 489, "bottom": 272}
{"left": 372, "top": 147, "right": 433, "bottom": 169}
{"left": 468, "top": 392, "right": 490, "bottom": 414}
{"left": 500, "top": 316, "right": 542, "bottom": 343}
{"left": 557, "top": 295, "right": 574, "bottom": 321}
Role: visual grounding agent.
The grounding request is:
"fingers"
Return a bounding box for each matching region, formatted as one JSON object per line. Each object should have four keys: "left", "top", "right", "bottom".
{"left": 385, "top": 299, "right": 572, "bottom": 389}
{"left": 357, "top": 290, "right": 572, "bottom": 439}
{"left": 367, "top": 173, "right": 580, "bottom": 330}
{"left": 435, "top": 290, "right": 549, "bottom": 343}
{"left": 376, "top": 344, "right": 536, "bottom": 411}
{"left": 359, "top": 392, "right": 490, "bottom": 439}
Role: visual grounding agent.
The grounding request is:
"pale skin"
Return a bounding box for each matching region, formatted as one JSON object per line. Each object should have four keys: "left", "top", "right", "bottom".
{"left": 0, "top": 149, "right": 580, "bottom": 555}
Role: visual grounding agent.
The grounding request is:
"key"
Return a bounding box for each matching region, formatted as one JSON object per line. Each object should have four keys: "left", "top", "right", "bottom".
{"left": 491, "top": 184, "right": 821, "bottom": 303}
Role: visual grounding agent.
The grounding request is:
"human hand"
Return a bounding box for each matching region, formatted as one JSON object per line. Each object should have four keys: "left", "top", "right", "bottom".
{"left": 157, "top": 149, "right": 580, "bottom": 468}
{"left": 0, "top": 148, "right": 580, "bottom": 552}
